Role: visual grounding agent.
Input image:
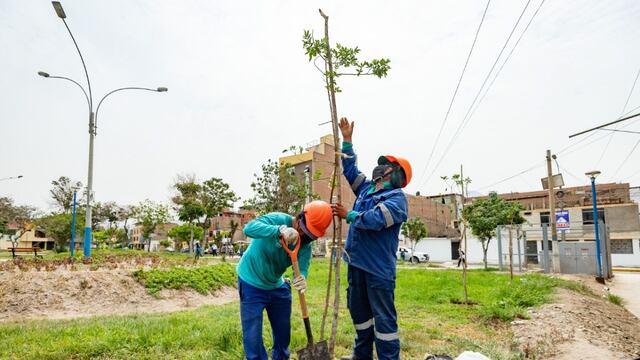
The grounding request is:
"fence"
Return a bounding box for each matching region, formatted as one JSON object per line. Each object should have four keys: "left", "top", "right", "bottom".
{"left": 495, "top": 220, "right": 612, "bottom": 277}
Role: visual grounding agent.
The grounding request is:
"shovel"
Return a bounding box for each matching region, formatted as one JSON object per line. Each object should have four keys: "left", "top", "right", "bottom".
{"left": 280, "top": 236, "right": 331, "bottom": 360}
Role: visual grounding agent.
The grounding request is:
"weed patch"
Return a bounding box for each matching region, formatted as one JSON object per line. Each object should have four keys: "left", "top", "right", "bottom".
{"left": 133, "top": 263, "right": 237, "bottom": 295}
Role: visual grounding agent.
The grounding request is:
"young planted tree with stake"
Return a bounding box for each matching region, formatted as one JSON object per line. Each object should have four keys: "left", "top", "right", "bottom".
{"left": 302, "top": 9, "right": 390, "bottom": 354}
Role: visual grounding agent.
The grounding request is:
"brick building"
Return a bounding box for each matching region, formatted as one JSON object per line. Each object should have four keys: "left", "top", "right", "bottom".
{"left": 279, "top": 135, "right": 456, "bottom": 246}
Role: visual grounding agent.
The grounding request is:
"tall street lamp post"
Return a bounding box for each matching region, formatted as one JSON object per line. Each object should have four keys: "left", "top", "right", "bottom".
{"left": 43, "top": 1, "right": 167, "bottom": 257}
{"left": 585, "top": 170, "right": 603, "bottom": 279}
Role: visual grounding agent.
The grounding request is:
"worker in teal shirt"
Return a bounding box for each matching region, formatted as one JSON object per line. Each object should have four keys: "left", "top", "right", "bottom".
{"left": 237, "top": 200, "right": 333, "bottom": 360}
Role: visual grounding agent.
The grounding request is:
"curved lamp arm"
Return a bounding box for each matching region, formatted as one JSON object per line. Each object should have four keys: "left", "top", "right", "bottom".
{"left": 38, "top": 72, "right": 91, "bottom": 112}
{"left": 95, "top": 87, "right": 168, "bottom": 133}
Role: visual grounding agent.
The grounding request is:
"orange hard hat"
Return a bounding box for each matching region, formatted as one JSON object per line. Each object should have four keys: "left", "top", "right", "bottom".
{"left": 299, "top": 200, "right": 333, "bottom": 239}
{"left": 379, "top": 155, "right": 412, "bottom": 188}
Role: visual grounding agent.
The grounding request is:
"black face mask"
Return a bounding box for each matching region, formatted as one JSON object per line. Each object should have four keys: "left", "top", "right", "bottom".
{"left": 389, "top": 166, "right": 407, "bottom": 188}
{"left": 300, "top": 233, "right": 314, "bottom": 245}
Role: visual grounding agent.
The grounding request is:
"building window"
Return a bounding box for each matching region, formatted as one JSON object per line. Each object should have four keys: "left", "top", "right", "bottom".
{"left": 582, "top": 208, "right": 605, "bottom": 225}
{"left": 611, "top": 239, "right": 633, "bottom": 254}
{"left": 540, "top": 211, "right": 550, "bottom": 225}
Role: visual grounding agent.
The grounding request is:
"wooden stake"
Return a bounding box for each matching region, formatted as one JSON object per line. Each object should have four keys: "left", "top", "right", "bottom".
{"left": 460, "top": 164, "right": 469, "bottom": 304}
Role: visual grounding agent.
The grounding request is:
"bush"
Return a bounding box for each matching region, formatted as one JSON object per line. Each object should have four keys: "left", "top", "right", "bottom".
{"left": 481, "top": 274, "right": 557, "bottom": 321}
{"left": 607, "top": 293, "right": 624, "bottom": 306}
{"left": 133, "top": 263, "right": 237, "bottom": 295}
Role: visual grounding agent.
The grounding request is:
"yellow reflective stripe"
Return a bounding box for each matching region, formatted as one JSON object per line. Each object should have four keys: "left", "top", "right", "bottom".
{"left": 351, "top": 173, "right": 366, "bottom": 191}
{"left": 377, "top": 203, "right": 394, "bottom": 228}
{"left": 354, "top": 318, "right": 373, "bottom": 330}
{"left": 375, "top": 330, "right": 399, "bottom": 341}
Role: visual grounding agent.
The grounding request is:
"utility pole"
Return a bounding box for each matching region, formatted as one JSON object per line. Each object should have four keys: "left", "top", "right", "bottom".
{"left": 546, "top": 150, "right": 559, "bottom": 272}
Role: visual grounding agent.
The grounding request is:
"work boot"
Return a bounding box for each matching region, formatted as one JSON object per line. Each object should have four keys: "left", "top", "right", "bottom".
{"left": 340, "top": 356, "right": 367, "bottom": 360}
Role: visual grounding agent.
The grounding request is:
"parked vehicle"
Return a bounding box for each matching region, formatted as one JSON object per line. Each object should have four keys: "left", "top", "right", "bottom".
{"left": 396, "top": 246, "right": 429, "bottom": 263}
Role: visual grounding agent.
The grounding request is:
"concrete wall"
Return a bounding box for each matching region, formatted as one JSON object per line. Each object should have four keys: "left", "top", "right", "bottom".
{"left": 413, "top": 238, "right": 455, "bottom": 262}
{"left": 611, "top": 239, "right": 640, "bottom": 267}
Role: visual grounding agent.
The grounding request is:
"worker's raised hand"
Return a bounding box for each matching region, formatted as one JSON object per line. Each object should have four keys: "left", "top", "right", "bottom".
{"left": 331, "top": 203, "right": 348, "bottom": 219}
{"left": 292, "top": 274, "right": 307, "bottom": 293}
{"left": 339, "top": 117, "right": 354, "bottom": 143}
{"left": 279, "top": 225, "right": 299, "bottom": 245}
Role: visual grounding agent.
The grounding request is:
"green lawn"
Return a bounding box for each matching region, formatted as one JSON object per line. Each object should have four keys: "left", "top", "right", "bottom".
{"left": 0, "top": 259, "right": 572, "bottom": 360}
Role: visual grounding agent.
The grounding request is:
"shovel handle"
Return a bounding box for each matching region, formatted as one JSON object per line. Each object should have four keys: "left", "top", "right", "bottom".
{"left": 280, "top": 236, "right": 314, "bottom": 345}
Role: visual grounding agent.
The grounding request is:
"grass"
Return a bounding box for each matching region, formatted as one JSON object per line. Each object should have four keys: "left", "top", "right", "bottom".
{"left": 0, "top": 259, "right": 571, "bottom": 360}
{"left": 133, "top": 263, "right": 237, "bottom": 295}
{"left": 607, "top": 293, "right": 625, "bottom": 306}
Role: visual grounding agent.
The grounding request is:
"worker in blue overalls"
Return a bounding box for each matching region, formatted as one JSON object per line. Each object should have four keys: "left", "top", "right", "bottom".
{"left": 332, "top": 117, "right": 412, "bottom": 360}
{"left": 236, "top": 200, "right": 333, "bottom": 360}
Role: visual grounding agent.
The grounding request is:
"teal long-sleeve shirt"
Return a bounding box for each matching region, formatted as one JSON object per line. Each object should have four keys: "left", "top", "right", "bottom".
{"left": 236, "top": 212, "right": 312, "bottom": 290}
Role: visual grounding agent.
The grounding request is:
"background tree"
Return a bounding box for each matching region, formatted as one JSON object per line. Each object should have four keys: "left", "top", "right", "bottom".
{"left": 49, "top": 176, "right": 83, "bottom": 214}
{"left": 401, "top": 218, "right": 428, "bottom": 256}
{"left": 172, "top": 175, "right": 205, "bottom": 254}
{"left": 168, "top": 224, "right": 204, "bottom": 250}
{"left": 246, "top": 159, "right": 311, "bottom": 215}
{"left": 0, "top": 196, "right": 37, "bottom": 248}
{"left": 229, "top": 220, "right": 239, "bottom": 242}
{"left": 462, "top": 192, "right": 525, "bottom": 269}
{"left": 303, "top": 10, "right": 390, "bottom": 350}
{"left": 117, "top": 205, "right": 134, "bottom": 247}
{"left": 132, "top": 200, "right": 170, "bottom": 252}
{"left": 37, "top": 213, "right": 85, "bottom": 252}
{"left": 198, "top": 177, "right": 238, "bottom": 248}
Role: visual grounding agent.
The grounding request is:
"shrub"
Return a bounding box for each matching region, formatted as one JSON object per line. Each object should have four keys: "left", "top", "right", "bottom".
{"left": 133, "top": 263, "right": 237, "bottom": 295}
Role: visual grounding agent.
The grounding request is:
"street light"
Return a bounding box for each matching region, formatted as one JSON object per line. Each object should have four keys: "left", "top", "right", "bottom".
{"left": 43, "top": 1, "right": 167, "bottom": 258}
{"left": 585, "top": 170, "right": 603, "bottom": 280}
{"left": 0, "top": 175, "right": 24, "bottom": 182}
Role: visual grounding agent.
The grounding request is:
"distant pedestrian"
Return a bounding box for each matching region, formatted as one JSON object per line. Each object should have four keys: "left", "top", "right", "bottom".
{"left": 195, "top": 241, "right": 203, "bottom": 260}
{"left": 212, "top": 243, "right": 218, "bottom": 256}
{"left": 457, "top": 248, "right": 466, "bottom": 268}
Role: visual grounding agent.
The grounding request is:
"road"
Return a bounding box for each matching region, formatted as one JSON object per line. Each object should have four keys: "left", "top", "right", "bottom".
{"left": 610, "top": 272, "right": 640, "bottom": 318}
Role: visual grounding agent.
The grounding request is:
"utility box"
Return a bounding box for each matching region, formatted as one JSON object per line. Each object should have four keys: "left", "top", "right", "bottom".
{"left": 558, "top": 242, "right": 597, "bottom": 275}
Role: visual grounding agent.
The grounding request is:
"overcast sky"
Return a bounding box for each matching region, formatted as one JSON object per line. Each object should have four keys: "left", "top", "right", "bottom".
{"left": 2, "top": 0, "right": 640, "bottom": 213}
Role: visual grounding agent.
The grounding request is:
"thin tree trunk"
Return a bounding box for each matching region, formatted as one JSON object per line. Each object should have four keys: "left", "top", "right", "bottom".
{"left": 460, "top": 165, "right": 468, "bottom": 304}
{"left": 508, "top": 226, "right": 514, "bottom": 281}
{"left": 482, "top": 241, "right": 488, "bottom": 269}
{"left": 189, "top": 222, "right": 194, "bottom": 255}
{"left": 319, "top": 9, "right": 343, "bottom": 355}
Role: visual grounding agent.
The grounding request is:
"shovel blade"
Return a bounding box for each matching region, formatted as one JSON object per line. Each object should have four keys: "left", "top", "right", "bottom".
{"left": 296, "top": 340, "right": 330, "bottom": 360}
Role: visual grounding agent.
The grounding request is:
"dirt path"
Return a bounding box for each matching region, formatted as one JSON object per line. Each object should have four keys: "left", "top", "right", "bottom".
{"left": 512, "top": 288, "right": 640, "bottom": 359}
{"left": 0, "top": 269, "right": 238, "bottom": 322}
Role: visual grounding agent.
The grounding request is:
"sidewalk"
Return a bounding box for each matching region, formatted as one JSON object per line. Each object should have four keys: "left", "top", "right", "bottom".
{"left": 609, "top": 272, "right": 640, "bottom": 319}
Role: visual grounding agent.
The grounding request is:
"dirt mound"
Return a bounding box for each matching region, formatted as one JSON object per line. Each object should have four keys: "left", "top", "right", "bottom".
{"left": 512, "top": 288, "right": 640, "bottom": 359}
{"left": 0, "top": 269, "right": 238, "bottom": 322}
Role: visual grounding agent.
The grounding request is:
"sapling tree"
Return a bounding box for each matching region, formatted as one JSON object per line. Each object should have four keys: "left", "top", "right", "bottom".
{"left": 401, "top": 218, "right": 428, "bottom": 256}
{"left": 302, "top": 9, "right": 390, "bottom": 352}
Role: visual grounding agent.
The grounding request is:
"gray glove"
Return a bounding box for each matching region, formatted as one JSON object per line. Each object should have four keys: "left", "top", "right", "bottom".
{"left": 292, "top": 274, "right": 307, "bottom": 293}
{"left": 279, "top": 225, "right": 298, "bottom": 245}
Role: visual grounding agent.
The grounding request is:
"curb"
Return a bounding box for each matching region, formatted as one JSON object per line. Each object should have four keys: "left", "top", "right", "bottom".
{"left": 613, "top": 267, "right": 640, "bottom": 273}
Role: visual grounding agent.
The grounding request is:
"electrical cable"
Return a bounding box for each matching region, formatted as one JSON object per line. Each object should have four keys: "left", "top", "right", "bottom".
{"left": 416, "top": 0, "right": 492, "bottom": 188}
{"left": 612, "top": 138, "right": 640, "bottom": 179}
{"left": 596, "top": 66, "right": 640, "bottom": 166}
{"left": 422, "top": 0, "right": 542, "bottom": 188}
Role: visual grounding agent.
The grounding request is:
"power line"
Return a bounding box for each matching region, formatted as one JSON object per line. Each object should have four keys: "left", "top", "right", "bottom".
{"left": 474, "top": 110, "right": 640, "bottom": 193}
{"left": 417, "top": 0, "right": 492, "bottom": 188}
{"left": 612, "top": 138, "right": 640, "bottom": 179}
{"left": 596, "top": 66, "right": 640, "bottom": 166}
{"left": 422, "top": 0, "right": 542, "bottom": 188}
{"left": 466, "top": 0, "right": 546, "bottom": 125}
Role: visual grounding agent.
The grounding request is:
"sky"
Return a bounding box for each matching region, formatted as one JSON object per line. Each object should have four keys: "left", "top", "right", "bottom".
{"left": 1, "top": 0, "right": 640, "bottom": 213}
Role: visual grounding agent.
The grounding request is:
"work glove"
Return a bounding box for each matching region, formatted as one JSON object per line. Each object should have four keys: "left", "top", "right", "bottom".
{"left": 292, "top": 274, "right": 307, "bottom": 293}
{"left": 279, "top": 225, "right": 299, "bottom": 245}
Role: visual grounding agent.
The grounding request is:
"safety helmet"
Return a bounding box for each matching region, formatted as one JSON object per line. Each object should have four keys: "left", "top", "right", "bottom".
{"left": 378, "top": 155, "right": 412, "bottom": 188}
{"left": 299, "top": 200, "right": 333, "bottom": 240}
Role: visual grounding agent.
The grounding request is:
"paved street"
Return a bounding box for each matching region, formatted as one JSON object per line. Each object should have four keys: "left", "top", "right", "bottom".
{"left": 610, "top": 272, "right": 640, "bottom": 318}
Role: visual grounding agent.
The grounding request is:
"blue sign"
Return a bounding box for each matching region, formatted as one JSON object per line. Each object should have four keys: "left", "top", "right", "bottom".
{"left": 556, "top": 210, "right": 570, "bottom": 230}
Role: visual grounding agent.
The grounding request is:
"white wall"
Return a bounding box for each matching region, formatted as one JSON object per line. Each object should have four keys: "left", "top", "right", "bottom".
{"left": 463, "top": 228, "right": 526, "bottom": 267}
{"left": 611, "top": 239, "right": 640, "bottom": 267}
{"left": 414, "top": 238, "right": 453, "bottom": 262}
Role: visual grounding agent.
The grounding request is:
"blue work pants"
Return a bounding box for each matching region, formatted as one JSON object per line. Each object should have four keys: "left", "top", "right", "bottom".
{"left": 239, "top": 278, "right": 292, "bottom": 360}
{"left": 347, "top": 265, "right": 400, "bottom": 360}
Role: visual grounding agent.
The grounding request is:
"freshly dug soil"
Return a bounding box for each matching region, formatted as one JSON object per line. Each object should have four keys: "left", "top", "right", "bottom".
{"left": 0, "top": 268, "right": 237, "bottom": 322}
{"left": 512, "top": 288, "right": 640, "bottom": 359}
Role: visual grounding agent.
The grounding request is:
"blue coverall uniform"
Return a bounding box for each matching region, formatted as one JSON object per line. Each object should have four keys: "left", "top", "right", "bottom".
{"left": 236, "top": 213, "right": 312, "bottom": 360}
{"left": 341, "top": 141, "right": 408, "bottom": 360}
